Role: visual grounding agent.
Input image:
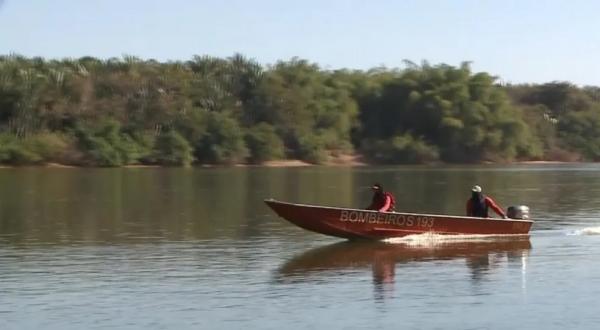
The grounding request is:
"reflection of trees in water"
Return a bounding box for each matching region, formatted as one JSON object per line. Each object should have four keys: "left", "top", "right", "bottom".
{"left": 275, "top": 238, "right": 532, "bottom": 301}
{"left": 0, "top": 167, "right": 358, "bottom": 244}
{"left": 243, "top": 167, "right": 355, "bottom": 236}
{"left": 0, "top": 169, "right": 254, "bottom": 244}
{"left": 1, "top": 165, "right": 597, "bottom": 244}
{"left": 350, "top": 166, "right": 600, "bottom": 225}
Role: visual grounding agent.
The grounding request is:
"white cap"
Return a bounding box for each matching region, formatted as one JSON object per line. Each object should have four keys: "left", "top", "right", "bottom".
{"left": 471, "top": 185, "right": 482, "bottom": 193}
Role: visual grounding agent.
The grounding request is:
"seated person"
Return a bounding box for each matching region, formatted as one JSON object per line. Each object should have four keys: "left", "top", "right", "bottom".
{"left": 466, "top": 185, "right": 507, "bottom": 219}
{"left": 366, "top": 183, "right": 395, "bottom": 212}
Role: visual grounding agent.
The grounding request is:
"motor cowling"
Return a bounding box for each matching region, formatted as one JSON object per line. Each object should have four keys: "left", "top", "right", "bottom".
{"left": 507, "top": 205, "right": 530, "bottom": 220}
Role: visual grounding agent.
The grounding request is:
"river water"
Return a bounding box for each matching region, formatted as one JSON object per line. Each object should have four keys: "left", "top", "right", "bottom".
{"left": 1, "top": 165, "right": 600, "bottom": 329}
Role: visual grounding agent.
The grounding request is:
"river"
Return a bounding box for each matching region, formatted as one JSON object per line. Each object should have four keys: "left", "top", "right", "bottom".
{"left": 1, "top": 165, "right": 600, "bottom": 329}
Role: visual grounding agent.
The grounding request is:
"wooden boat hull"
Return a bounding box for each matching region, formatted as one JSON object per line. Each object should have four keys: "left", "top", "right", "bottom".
{"left": 264, "top": 199, "right": 533, "bottom": 240}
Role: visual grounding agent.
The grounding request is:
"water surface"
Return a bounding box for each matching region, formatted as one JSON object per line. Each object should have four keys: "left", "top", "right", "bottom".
{"left": 2, "top": 165, "right": 600, "bottom": 329}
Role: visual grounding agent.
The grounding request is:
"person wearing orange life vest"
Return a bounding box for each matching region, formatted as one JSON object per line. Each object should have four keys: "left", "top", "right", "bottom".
{"left": 366, "top": 183, "right": 395, "bottom": 212}
{"left": 466, "top": 185, "right": 507, "bottom": 219}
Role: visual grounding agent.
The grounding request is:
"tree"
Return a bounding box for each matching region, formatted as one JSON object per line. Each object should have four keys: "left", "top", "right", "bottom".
{"left": 153, "top": 130, "right": 193, "bottom": 166}
{"left": 247, "top": 58, "right": 358, "bottom": 162}
{"left": 244, "top": 123, "right": 284, "bottom": 164}
{"left": 193, "top": 111, "right": 249, "bottom": 164}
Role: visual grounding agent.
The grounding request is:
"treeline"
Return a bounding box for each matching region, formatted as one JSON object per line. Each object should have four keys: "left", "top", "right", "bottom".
{"left": 0, "top": 54, "right": 599, "bottom": 166}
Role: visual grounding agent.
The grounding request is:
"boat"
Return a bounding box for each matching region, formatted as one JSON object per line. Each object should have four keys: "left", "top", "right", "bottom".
{"left": 264, "top": 199, "right": 533, "bottom": 240}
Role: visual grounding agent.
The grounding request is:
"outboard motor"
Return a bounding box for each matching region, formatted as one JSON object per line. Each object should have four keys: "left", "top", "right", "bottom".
{"left": 507, "top": 205, "right": 530, "bottom": 220}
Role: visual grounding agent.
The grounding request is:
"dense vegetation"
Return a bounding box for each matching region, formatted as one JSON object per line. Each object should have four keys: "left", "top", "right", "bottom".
{"left": 1, "top": 54, "right": 599, "bottom": 166}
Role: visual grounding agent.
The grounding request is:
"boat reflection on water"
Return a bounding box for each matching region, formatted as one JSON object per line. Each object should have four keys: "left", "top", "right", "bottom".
{"left": 275, "top": 236, "right": 531, "bottom": 300}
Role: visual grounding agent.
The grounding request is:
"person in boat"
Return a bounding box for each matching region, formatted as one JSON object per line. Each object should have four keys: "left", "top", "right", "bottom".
{"left": 366, "top": 183, "right": 395, "bottom": 212}
{"left": 466, "top": 185, "right": 507, "bottom": 219}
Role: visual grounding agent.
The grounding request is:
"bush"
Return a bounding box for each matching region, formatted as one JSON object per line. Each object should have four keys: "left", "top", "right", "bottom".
{"left": 10, "top": 147, "right": 44, "bottom": 164}
{"left": 74, "top": 119, "right": 146, "bottom": 166}
{"left": 0, "top": 132, "right": 86, "bottom": 165}
{"left": 127, "top": 131, "right": 155, "bottom": 164}
{"left": 152, "top": 130, "right": 193, "bottom": 166}
{"left": 194, "top": 112, "right": 249, "bottom": 164}
{"left": 363, "top": 134, "right": 439, "bottom": 164}
{"left": 244, "top": 123, "right": 285, "bottom": 164}
{"left": 558, "top": 109, "right": 600, "bottom": 160}
{"left": 0, "top": 134, "right": 20, "bottom": 163}
{"left": 25, "top": 132, "right": 81, "bottom": 164}
{"left": 297, "top": 134, "right": 328, "bottom": 164}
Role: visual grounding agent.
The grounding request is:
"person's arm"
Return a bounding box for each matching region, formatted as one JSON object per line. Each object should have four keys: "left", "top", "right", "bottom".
{"left": 466, "top": 200, "right": 473, "bottom": 216}
{"left": 378, "top": 195, "right": 392, "bottom": 212}
{"left": 485, "top": 197, "right": 507, "bottom": 218}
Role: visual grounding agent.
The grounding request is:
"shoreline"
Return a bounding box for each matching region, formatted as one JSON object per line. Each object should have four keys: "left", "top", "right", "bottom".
{"left": 0, "top": 159, "right": 587, "bottom": 169}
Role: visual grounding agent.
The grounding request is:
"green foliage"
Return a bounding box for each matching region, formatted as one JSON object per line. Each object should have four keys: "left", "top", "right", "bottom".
{"left": 356, "top": 62, "right": 540, "bottom": 162}
{"left": 297, "top": 134, "right": 328, "bottom": 164}
{"left": 514, "top": 82, "right": 593, "bottom": 115}
{"left": 507, "top": 83, "right": 600, "bottom": 160}
{"left": 558, "top": 109, "right": 600, "bottom": 160}
{"left": 194, "top": 112, "right": 249, "bottom": 164}
{"left": 0, "top": 132, "right": 80, "bottom": 165}
{"left": 152, "top": 130, "right": 193, "bottom": 166}
{"left": 2, "top": 54, "right": 600, "bottom": 165}
{"left": 22, "top": 132, "right": 80, "bottom": 163}
{"left": 74, "top": 119, "right": 146, "bottom": 166}
{"left": 362, "top": 134, "right": 439, "bottom": 164}
{"left": 244, "top": 123, "right": 285, "bottom": 164}
{"left": 247, "top": 58, "right": 358, "bottom": 158}
{"left": 0, "top": 134, "right": 42, "bottom": 164}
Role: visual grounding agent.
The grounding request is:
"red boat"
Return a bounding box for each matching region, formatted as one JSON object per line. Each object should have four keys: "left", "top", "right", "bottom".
{"left": 264, "top": 199, "right": 533, "bottom": 240}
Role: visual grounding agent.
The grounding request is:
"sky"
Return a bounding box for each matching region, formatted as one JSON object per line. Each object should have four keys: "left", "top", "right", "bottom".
{"left": 1, "top": 0, "right": 600, "bottom": 85}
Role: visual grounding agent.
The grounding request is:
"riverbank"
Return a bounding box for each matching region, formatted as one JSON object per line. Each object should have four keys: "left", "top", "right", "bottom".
{"left": 0, "top": 155, "right": 368, "bottom": 168}
{"left": 0, "top": 156, "right": 582, "bottom": 169}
